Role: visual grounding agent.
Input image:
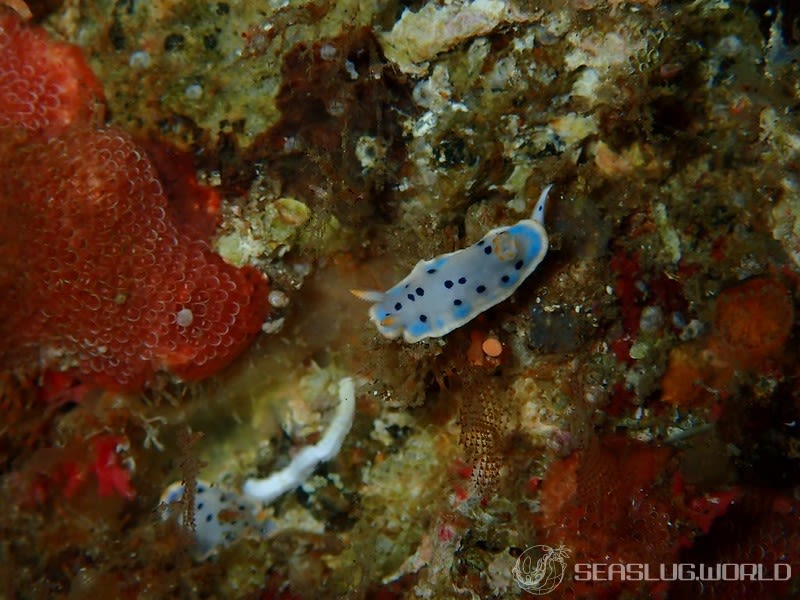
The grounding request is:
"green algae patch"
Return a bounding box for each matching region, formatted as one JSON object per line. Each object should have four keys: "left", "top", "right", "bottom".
{"left": 53, "top": 0, "right": 386, "bottom": 150}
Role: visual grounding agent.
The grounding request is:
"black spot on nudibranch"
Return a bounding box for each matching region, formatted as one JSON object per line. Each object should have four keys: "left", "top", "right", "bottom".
{"left": 420, "top": 315, "right": 428, "bottom": 322}
{"left": 477, "top": 240, "right": 485, "bottom": 246}
{"left": 476, "top": 285, "right": 486, "bottom": 294}
{"left": 197, "top": 502, "right": 204, "bottom": 510}
{"left": 416, "top": 287, "right": 425, "bottom": 296}
{"left": 394, "top": 302, "right": 402, "bottom": 311}
{"left": 427, "top": 268, "right": 437, "bottom": 274}
{"left": 197, "top": 485, "right": 206, "bottom": 493}
{"left": 501, "top": 275, "right": 510, "bottom": 283}
{"left": 514, "top": 260, "right": 524, "bottom": 270}
{"left": 458, "top": 277, "right": 467, "bottom": 284}
{"left": 484, "top": 246, "right": 492, "bottom": 255}
{"left": 444, "top": 280, "right": 454, "bottom": 289}
{"left": 206, "top": 514, "right": 213, "bottom": 523}
{"left": 407, "top": 294, "right": 415, "bottom": 301}
{"left": 454, "top": 299, "right": 463, "bottom": 306}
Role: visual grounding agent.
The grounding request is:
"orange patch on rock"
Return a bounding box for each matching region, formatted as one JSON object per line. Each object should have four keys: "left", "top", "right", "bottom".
{"left": 661, "top": 343, "right": 716, "bottom": 406}
{"left": 661, "top": 278, "right": 794, "bottom": 406}
{"left": 710, "top": 278, "right": 794, "bottom": 368}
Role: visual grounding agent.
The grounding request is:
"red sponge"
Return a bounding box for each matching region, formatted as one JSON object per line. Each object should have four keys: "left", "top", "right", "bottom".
{"left": 0, "top": 11, "right": 269, "bottom": 390}
{"left": 0, "top": 127, "right": 269, "bottom": 390}
{"left": 0, "top": 9, "right": 104, "bottom": 132}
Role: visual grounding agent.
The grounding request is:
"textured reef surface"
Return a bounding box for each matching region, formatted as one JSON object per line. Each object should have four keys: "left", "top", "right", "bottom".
{"left": 1, "top": 1, "right": 799, "bottom": 598}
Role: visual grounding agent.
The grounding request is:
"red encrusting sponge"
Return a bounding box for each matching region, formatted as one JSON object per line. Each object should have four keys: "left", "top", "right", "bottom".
{"left": 0, "top": 9, "right": 105, "bottom": 132}
{"left": 0, "top": 10, "right": 269, "bottom": 390}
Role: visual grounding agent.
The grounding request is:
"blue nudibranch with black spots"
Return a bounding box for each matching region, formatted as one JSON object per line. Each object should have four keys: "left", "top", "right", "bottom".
{"left": 353, "top": 185, "right": 553, "bottom": 342}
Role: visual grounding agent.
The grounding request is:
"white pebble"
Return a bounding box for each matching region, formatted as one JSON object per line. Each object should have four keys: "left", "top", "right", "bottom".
{"left": 292, "top": 262, "right": 311, "bottom": 277}
{"left": 327, "top": 100, "right": 345, "bottom": 117}
{"left": 176, "top": 308, "right": 194, "bottom": 327}
{"left": 319, "top": 44, "right": 337, "bottom": 60}
{"left": 129, "top": 51, "right": 151, "bottom": 69}
{"left": 184, "top": 84, "right": 203, "bottom": 99}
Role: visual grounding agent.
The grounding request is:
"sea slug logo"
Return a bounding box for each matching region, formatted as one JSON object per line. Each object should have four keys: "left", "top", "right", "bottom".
{"left": 512, "top": 544, "right": 571, "bottom": 595}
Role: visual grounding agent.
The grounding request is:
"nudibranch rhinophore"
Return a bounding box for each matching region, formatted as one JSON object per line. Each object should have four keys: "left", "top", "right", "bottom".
{"left": 353, "top": 185, "right": 553, "bottom": 342}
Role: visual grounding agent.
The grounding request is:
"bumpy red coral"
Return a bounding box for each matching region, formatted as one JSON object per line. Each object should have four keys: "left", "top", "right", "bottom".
{"left": 0, "top": 11, "right": 269, "bottom": 390}
{"left": 539, "top": 438, "right": 677, "bottom": 568}
{"left": 0, "top": 127, "right": 268, "bottom": 389}
{"left": 0, "top": 9, "right": 104, "bottom": 132}
{"left": 671, "top": 492, "right": 800, "bottom": 600}
{"left": 537, "top": 437, "right": 740, "bottom": 597}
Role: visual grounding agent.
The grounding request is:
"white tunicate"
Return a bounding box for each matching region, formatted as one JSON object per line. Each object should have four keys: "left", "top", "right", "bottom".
{"left": 639, "top": 305, "right": 664, "bottom": 333}
{"left": 283, "top": 136, "right": 300, "bottom": 152}
{"left": 327, "top": 100, "right": 345, "bottom": 117}
{"left": 261, "top": 317, "right": 284, "bottom": 334}
{"left": 680, "top": 319, "right": 706, "bottom": 341}
{"left": 717, "top": 35, "right": 743, "bottom": 58}
{"left": 268, "top": 290, "right": 289, "bottom": 308}
{"left": 355, "top": 136, "right": 386, "bottom": 170}
{"left": 344, "top": 60, "right": 359, "bottom": 80}
{"left": 128, "top": 51, "right": 151, "bottom": 69}
{"left": 184, "top": 84, "right": 203, "bottom": 99}
{"left": 319, "top": 44, "right": 337, "bottom": 60}
{"left": 412, "top": 111, "right": 438, "bottom": 137}
{"left": 629, "top": 341, "right": 648, "bottom": 360}
{"left": 412, "top": 64, "right": 452, "bottom": 110}
{"left": 292, "top": 262, "right": 311, "bottom": 278}
{"left": 487, "top": 56, "right": 518, "bottom": 90}
{"left": 176, "top": 308, "right": 194, "bottom": 327}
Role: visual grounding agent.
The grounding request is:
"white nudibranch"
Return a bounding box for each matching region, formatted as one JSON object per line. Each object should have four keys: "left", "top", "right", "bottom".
{"left": 242, "top": 376, "right": 356, "bottom": 503}
{"left": 159, "top": 377, "right": 356, "bottom": 558}
{"left": 353, "top": 185, "right": 553, "bottom": 342}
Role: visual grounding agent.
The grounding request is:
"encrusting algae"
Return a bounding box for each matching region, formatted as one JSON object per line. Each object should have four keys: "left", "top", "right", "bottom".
{"left": 1, "top": 1, "right": 799, "bottom": 598}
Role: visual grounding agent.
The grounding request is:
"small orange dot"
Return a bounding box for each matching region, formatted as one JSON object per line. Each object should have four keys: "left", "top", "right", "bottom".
{"left": 482, "top": 337, "right": 502, "bottom": 357}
